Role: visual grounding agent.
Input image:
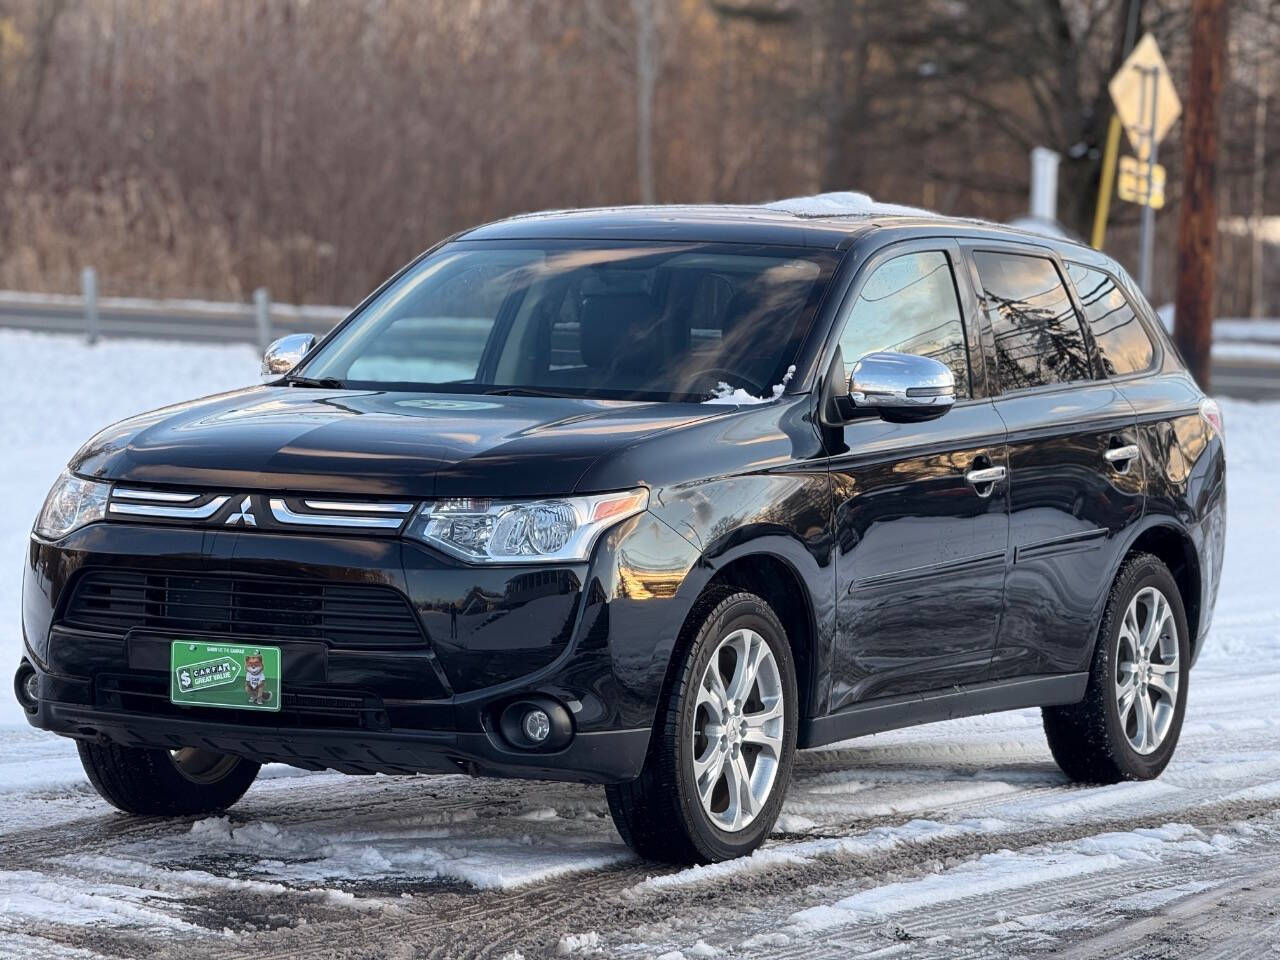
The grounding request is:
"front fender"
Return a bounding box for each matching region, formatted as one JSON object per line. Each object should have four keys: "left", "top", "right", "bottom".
{"left": 648, "top": 465, "right": 835, "bottom": 712}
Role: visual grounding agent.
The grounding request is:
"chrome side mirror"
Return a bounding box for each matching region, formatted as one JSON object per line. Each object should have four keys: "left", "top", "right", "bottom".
{"left": 261, "top": 333, "right": 316, "bottom": 379}
{"left": 845, "top": 351, "right": 955, "bottom": 423}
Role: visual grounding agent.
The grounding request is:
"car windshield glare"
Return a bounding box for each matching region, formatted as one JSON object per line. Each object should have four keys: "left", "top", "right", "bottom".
{"left": 297, "top": 240, "right": 838, "bottom": 402}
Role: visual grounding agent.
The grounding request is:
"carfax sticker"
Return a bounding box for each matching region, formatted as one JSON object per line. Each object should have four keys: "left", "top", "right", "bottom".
{"left": 170, "top": 641, "right": 281, "bottom": 712}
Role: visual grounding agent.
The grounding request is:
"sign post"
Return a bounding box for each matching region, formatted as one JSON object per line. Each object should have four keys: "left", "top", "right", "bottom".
{"left": 1137, "top": 64, "right": 1161, "bottom": 293}
{"left": 1108, "top": 34, "right": 1182, "bottom": 295}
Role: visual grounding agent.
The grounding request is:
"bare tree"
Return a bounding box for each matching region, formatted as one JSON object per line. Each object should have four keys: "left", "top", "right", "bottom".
{"left": 587, "top": 0, "right": 666, "bottom": 204}
{"left": 0, "top": 0, "right": 1272, "bottom": 315}
{"left": 16, "top": 0, "right": 68, "bottom": 141}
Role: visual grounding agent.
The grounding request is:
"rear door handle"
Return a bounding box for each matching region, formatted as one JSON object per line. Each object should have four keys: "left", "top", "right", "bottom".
{"left": 1105, "top": 444, "right": 1140, "bottom": 472}
{"left": 965, "top": 465, "right": 1006, "bottom": 497}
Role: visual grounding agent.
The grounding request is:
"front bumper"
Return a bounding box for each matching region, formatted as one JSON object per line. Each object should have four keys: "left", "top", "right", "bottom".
{"left": 24, "top": 695, "right": 649, "bottom": 782}
{"left": 20, "top": 513, "right": 701, "bottom": 783}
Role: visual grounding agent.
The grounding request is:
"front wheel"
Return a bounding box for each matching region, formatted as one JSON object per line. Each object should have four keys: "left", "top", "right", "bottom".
{"left": 1043, "top": 552, "right": 1190, "bottom": 783}
{"left": 606, "top": 589, "right": 798, "bottom": 864}
{"left": 78, "top": 740, "right": 261, "bottom": 816}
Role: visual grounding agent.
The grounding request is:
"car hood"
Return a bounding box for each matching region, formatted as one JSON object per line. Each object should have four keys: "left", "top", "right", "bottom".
{"left": 70, "top": 386, "right": 727, "bottom": 498}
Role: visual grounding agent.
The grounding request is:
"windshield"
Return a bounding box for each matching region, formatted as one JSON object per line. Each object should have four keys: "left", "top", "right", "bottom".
{"left": 296, "top": 240, "right": 838, "bottom": 402}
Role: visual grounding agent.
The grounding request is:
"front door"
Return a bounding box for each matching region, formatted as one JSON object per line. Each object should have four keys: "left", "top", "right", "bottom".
{"left": 827, "top": 241, "right": 1009, "bottom": 709}
{"left": 965, "top": 245, "right": 1145, "bottom": 680}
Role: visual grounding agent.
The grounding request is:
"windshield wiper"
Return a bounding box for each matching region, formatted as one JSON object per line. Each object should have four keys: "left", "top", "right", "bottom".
{"left": 483, "top": 386, "right": 570, "bottom": 398}
{"left": 286, "top": 375, "right": 347, "bottom": 388}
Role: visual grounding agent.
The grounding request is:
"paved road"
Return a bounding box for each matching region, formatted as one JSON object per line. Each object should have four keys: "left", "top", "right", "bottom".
{"left": 3, "top": 683, "right": 1278, "bottom": 959}
{"left": 1212, "top": 358, "right": 1280, "bottom": 400}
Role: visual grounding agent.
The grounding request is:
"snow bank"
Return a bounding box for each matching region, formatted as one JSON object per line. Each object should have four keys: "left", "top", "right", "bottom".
{"left": 0, "top": 328, "right": 1275, "bottom": 802}
{"left": 0, "top": 287, "right": 350, "bottom": 321}
{"left": 1, "top": 331, "right": 259, "bottom": 725}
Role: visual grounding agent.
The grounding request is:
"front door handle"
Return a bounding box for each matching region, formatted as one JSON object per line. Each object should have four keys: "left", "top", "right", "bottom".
{"left": 965, "top": 465, "right": 1007, "bottom": 497}
{"left": 1104, "top": 444, "right": 1140, "bottom": 473}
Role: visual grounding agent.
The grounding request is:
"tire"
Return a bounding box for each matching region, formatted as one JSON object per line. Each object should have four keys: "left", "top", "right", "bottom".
{"left": 1043, "top": 552, "right": 1190, "bottom": 783}
{"left": 606, "top": 589, "right": 799, "bottom": 864}
{"left": 77, "top": 740, "right": 260, "bottom": 816}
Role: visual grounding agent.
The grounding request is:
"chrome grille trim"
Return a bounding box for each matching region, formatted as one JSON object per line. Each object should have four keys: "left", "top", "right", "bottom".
{"left": 105, "top": 486, "right": 418, "bottom": 531}
{"left": 112, "top": 487, "right": 202, "bottom": 503}
{"left": 108, "top": 495, "right": 230, "bottom": 519}
{"left": 269, "top": 498, "right": 408, "bottom": 529}
{"left": 302, "top": 500, "right": 414, "bottom": 514}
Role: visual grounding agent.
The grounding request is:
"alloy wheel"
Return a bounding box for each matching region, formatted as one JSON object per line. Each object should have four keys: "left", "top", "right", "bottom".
{"left": 691, "top": 628, "right": 785, "bottom": 832}
{"left": 1115, "top": 586, "right": 1180, "bottom": 755}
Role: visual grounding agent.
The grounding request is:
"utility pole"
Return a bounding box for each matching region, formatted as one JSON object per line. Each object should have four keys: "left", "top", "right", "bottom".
{"left": 1174, "top": 0, "right": 1229, "bottom": 390}
{"left": 1250, "top": 78, "right": 1269, "bottom": 319}
{"left": 632, "top": 0, "right": 659, "bottom": 205}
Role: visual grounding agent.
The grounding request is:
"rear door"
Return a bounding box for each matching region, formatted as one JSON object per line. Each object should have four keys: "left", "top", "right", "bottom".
{"left": 965, "top": 244, "right": 1145, "bottom": 681}
{"left": 827, "top": 239, "right": 1010, "bottom": 708}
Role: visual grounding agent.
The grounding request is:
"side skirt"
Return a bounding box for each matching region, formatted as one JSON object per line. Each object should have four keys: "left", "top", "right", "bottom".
{"left": 799, "top": 673, "right": 1089, "bottom": 750}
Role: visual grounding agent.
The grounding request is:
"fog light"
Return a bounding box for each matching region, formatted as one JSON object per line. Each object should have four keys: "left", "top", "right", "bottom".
{"left": 522, "top": 708, "right": 551, "bottom": 744}
{"left": 14, "top": 662, "right": 39, "bottom": 713}
{"left": 498, "top": 696, "right": 573, "bottom": 751}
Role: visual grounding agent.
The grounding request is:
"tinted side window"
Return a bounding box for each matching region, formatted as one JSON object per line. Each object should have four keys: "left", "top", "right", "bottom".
{"left": 973, "top": 251, "right": 1092, "bottom": 392}
{"left": 838, "top": 251, "right": 971, "bottom": 398}
{"left": 1066, "top": 262, "right": 1155, "bottom": 376}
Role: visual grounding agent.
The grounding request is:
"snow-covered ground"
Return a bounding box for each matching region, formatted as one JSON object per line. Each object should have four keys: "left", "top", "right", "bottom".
{"left": 1, "top": 330, "right": 1278, "bottom": 958}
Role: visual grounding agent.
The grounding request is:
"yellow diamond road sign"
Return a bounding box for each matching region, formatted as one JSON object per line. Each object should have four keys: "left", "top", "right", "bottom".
{"left": 1117, "top": 156, "right": 1166, "bottom": 209}
{"left": 1109, "top": 33, "right": 1182, "bottom": 159}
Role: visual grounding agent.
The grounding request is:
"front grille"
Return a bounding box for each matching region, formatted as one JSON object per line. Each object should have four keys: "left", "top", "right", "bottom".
{"left": 63, "top": 571, "right": 426, "bottom": 648}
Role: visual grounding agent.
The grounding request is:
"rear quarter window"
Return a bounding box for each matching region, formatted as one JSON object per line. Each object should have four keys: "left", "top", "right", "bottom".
{"left": 1066, "top": 262, "right": 1156, "bottom": 377}
{"left": 972, "top": 251, "right": 1092, "bottom": 393}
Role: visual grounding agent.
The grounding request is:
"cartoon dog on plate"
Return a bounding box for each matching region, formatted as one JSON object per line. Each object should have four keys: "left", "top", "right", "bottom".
{"left": 244, "top": 651, "right": 271, "bottom": 705}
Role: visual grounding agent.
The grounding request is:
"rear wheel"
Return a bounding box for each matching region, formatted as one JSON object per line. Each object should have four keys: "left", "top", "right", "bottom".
{"left": 1043, "top": 552, "right": 1190, "bottom": 783}
{"left": 606, "top": 590, "right": 798, "bottom": 864}
{"left": 78, "top": 740, "right": 260, "bottom": 815}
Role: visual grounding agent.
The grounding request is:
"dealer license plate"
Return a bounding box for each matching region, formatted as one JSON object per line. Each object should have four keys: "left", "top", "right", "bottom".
{"left": 170, "top": 641, "right": 281, "bottom": 712}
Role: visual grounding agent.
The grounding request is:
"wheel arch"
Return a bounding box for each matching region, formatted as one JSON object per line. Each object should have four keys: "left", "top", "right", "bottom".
{"left": 1104, "top": 520, "right": 1204, "bottom": 659}
{"left": 666, "top": 545, "right": 823, "bottom": 725}
{"left": 702, "top": 553, "right": 818, "bottom": 720}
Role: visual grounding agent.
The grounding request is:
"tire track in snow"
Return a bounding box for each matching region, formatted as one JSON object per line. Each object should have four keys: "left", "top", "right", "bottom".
{"left": 122, "top": 792, "right": 1280, "bottom": 959}
{"left": 623, "top": 820, "right": 1280, "bottom": 959}
{"left": 7, "top": 754, "right": 1280, "bottom": 958}
{"left": 1055, "top": 865, "right": 1280, "bottom": 959}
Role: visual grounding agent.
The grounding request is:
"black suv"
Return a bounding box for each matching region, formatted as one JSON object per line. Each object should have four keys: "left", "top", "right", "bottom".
{"left": 17, "top": 206, "right": 1225, "bottom": 864}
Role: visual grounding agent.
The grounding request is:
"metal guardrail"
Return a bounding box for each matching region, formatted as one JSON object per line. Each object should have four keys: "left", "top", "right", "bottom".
{"left": 0, "top": 288, "right": 350, "bottom": 348}
{"left": 1, "top": 287, "right": 1276, "bottom": 349}
{"left": 0, "top": 289, "right": 1277, "bottom": 399}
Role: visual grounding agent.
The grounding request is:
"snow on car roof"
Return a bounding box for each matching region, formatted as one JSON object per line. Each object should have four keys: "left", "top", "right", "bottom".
{"left": 762, "top": 191, "right": 942, "bottom": 219}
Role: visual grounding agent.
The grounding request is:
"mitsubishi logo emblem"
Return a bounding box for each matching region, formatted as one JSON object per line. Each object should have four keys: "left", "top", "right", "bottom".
{"left": 225, "top": 496, "right": 257, "bottom": 526}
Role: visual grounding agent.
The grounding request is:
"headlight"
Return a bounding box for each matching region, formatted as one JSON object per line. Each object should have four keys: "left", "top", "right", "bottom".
{"left": 408, "top": 488, "right": 648, "bottom": 563}
{"left": 34, "top": 471, "right": 111, "bottom": 540}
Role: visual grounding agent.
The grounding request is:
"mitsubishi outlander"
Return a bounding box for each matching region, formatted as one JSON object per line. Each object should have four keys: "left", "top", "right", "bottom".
{"left": 17, "top": 205, "right": 1225, "bottom": 864}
